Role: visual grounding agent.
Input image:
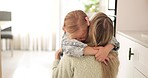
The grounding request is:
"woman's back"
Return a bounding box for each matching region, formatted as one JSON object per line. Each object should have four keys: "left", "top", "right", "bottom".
{"left": 54, "top": 55, "right": 102, "bottom": 78}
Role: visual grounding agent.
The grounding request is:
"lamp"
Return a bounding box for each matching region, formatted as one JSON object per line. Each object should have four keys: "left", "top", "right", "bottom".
{"left": 0, "top": 11, "right": 11, "bottom": 78}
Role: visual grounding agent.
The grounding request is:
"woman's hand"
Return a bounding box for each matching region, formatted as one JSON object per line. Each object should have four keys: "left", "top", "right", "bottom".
{"left": 55, "top": 48, "right": 62, "bottom": 60}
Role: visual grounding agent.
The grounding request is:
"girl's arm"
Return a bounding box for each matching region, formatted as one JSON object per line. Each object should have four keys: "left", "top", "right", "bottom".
{"left": 62, "top": 34, "right": 120, "bottom": 57}
{"left": 94, "top": 37, "right": 120, "bottom": 62}
{"left": 62, "top": 34, "right": 98, "bottom": 57}
{"left": 109, "top": 36, "right": 120, "bottom": 51}
{"left": 62, "top": 34, "right": 87, "bottom": 57}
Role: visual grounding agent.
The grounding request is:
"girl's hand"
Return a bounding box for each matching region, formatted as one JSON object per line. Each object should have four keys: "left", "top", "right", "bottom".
{"left": 101, "top": 57, "right": 110, "bottom": 65}
{"left": 93, "top": 46, "right": 110, "bottom": 65}
{"left": 94, "top": 46, "right": 109, "bottom": 60}
{"left": 55, "top": 48, "right": 62, "bottom": 60}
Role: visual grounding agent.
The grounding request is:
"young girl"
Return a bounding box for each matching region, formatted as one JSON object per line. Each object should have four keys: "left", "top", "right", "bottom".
{"left": 61, "top": 10, "right": 119, "bottom": 62}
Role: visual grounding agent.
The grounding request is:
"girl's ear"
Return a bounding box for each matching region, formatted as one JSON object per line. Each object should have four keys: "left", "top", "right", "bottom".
{"left": 85, "top": 17, "right": 90, "bottom": 26}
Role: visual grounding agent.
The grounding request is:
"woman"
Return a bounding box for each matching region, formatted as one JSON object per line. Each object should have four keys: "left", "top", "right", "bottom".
{"left": 52, "top": 12, "right": 119, "bottom": 78}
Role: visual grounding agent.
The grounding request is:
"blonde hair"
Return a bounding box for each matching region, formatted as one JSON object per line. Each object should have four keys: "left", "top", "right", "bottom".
{"left": 86, "top": 12, "right": 119, "bottom": 78}
{"left": 87, "top": 12, "right": 113, "bottom": 46}
{"left": 101, "top": 52, "right": 119, "bottom": 78}
{"left": 63, "top": 10, "right": 88, "bottom": 34}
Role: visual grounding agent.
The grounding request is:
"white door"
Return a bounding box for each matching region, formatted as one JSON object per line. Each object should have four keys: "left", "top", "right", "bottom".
{"left": 116, "top": 34, "right": 134, "bottom": 78}
{"left": 116, "top": 33, "right": 148, "bottom": 78}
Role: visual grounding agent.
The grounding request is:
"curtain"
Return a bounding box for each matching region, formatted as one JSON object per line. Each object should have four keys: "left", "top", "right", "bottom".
{"left": 1, "top": 0, "right": 60, "bottom": 51}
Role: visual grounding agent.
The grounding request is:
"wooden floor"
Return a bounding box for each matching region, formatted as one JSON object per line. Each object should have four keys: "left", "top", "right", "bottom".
{"left": 1, "top": 51, "right": 55, "bottom": 78}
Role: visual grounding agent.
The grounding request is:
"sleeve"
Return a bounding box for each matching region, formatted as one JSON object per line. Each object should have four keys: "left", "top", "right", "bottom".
{"left": 52, "top": 56, "right": 74, "bottom": 78}
{"left": 52, "top": 59, "right": 60, "bottom": 78}
{"left": 109, "top": 36, "right": 120, "bottom": 51}
{"left": 52, "top": 59, "right": 60, "bottom": 71}
{"left": 61, "top": 34, "right": 87, "bottom": 57}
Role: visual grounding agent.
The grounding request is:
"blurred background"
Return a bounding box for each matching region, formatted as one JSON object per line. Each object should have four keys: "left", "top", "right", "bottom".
{"left": 0, "top": 0, "right": 115, "bottom": 78}
{"left": 0, "top": 0, "right": 114, "bottom": 51}
{"left": 1, "top": 0, "right": 148, "bottom": 78}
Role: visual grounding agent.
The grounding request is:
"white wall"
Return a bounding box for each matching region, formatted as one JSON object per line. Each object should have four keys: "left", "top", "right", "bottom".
{"left": 99, "top": 0, "right": 114, "bottom": 15}
{"left": 0, "top": 0, "right": 60, "bottom": 51}
{"left": 12, "top": 0, "right": 60, "bottom": 51}
{"left": 116, "top": 0, "right": 148, "bottom": 31}
{"left": 0, "top": 0, "right": 12, "bottom": 11}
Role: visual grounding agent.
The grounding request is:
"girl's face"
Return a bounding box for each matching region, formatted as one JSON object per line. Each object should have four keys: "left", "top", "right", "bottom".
{"left": 69, "top": 27, "right": 88, "bottom": 41}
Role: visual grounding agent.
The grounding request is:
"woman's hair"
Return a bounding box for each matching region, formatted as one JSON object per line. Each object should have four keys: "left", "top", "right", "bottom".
{"left": 63, "top": 10, "right": 88, "bottom": 34}
{"left": 86, "top": 12, "right": 113, "bottom": 47}
{"left": 86, "top": 12, "right": 119, "bottom": 78}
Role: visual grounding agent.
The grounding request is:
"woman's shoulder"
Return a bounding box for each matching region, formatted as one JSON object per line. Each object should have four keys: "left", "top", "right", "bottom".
{"left": 62, "top": 55, "right": 99, "bottom": 65}
{"left": 62, "top": 55, "right": 96, "bottom": 60}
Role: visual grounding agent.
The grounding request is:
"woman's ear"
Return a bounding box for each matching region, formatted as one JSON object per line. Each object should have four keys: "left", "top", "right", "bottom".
{"left": 85, "top": 17, "right": 90, "bottom": 26}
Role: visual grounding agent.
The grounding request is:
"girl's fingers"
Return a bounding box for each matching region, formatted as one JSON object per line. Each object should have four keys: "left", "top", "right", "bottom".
{"left": 95, "top": 50, "right": 101, "bottom": 57}
{"left": 96, "top": 58, "right": 108, "bottom": 65}
{"left": 102, "top": 60, "right": 108, "bottom": 65}
{"left": 105, "top": 57, "right": 110, "bottom": 62}
{"left": 96, "top": 57, "right": 100, "bottom": 61}
{"left": 96, "top": 57, "right": 103, "bottom": 61}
